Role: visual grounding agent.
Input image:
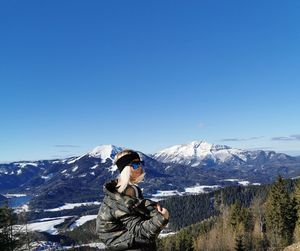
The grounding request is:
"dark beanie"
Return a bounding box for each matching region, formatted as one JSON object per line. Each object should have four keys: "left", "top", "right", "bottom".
{"left": 114, "top": 150, "right": 140, "bottom": 173}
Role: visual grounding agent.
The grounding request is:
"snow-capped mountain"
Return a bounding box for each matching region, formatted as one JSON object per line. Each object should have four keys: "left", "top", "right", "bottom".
{"left": 0, "top": 145, "right": 122, "bottom": 192}
{"left": 1, "top": 141, "right": 300, "bottom": 210}
{"left": 152, "top": 140, "right": 291, "bottom": 168}
{"left": 153, "top": 141, "right": 239, "bottom": 166}
{"left": 88, "top": 145, "right": 124, "bottom": 163}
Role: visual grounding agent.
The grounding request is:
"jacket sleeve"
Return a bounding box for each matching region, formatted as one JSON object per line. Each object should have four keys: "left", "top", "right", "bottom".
{"left": 143, "top": 199, "right": 158, "bottom": 212}
{"left": 119, "top": 208, "right": 169, "bottom": 241}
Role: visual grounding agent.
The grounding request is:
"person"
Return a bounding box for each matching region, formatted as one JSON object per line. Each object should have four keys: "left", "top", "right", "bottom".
{"left": 96, "top": 149, "right": 169, "bottom": 251}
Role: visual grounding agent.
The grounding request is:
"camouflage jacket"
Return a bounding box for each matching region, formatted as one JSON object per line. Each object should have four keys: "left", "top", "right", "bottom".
{"left": 96, "top": 180, "right": 169, "bottom": 251}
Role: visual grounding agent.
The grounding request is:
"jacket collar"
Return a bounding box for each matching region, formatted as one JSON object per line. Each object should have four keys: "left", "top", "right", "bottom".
{"left": 103, "top": 179, "right": 141, "bottom": 212}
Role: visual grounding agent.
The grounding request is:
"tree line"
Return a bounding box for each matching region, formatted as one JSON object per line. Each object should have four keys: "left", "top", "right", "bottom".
{"left": 158, "top": 176, "right": 300, "bottom": 251}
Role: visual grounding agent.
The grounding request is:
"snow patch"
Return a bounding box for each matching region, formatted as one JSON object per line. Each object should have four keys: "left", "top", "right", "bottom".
{"left": 0, "top": 168, "right": 8, "bottom": 174}
{"left": 67, "top": 155, "right": 84, "bottom": 164}
{"left": 51, "top": 160, "right": 61, "bottom": 164}
{"left": 107, "top": 165, "right": 118, "bottom": 173}
{"left": 44, "top": 202, "right": 101, "bottom": 212}
{"left": 165, "top": 165, "right": 171, "bottom": 170}
{"left": 25, "top": 216, "right": 72, "bottom": 235}
{"left": 184, "top": 184, "right": 220, "bottom": 194}
{"left": 150, "top": 184, "right": 221, "bottom": 199}
{"left": 41, "top": 174, "right": 53, "bottom": 180}
{"left": 222, "top": 178, "right": 241, "bottom": 182}
{"left": 152, "top": 190, "right": 183, "bottom": 197}
{"left": 63, "top": 242, "right": 106, "bottom": 249}
{"left": 69, "top": 215, "right": 97, "bottom": 230}
{"left": 191, "top": 162, "right": 201, "bottom": 167}
{"left": 17, "top": 162, "right": 38, "bottom": 168}
{"left": 222, "top": 179, "right": 251, "bottom": 186}
{"left": 159, "top": 232, "right": 177, "bottom": 238}
{"left": 72, "top": 166, "right": 78, "bottom": 172}
{"left": 90, "top": 164, "right": 98, "bottom": 169}
{"left": 4, "top": 193, "right": 28, "bottom": 198}
{"left": 238, "top": 181, "right": 250, "bottom": 186}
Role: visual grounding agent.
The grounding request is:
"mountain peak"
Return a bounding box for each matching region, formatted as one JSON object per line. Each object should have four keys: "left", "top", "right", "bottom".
{"left": 158, "top": 140, "right": 230, "bottom": 154}
{"left": 88, "top": 145, "right": 123, "bottom": 163}
{"left": 189, "top": 140, "right": 212, "bottom": 148}
{"left": 153, "top": 140, "right": 236, "bottom": 166}
{"left": 188, "top": 140, "right": 231, "bottom": 150}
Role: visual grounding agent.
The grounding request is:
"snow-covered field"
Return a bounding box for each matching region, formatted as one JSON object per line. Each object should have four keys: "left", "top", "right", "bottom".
{"left": 69, "top": 215, "right": 98, "bottom": 230}
{"left": 4, "top": 193, "right": 28, "bottom": 198}
{"left": 184, "top": 184, "right": 220, "bottom": 194}
{"left": 44, "top": 201, "right": 101, "bottom": 212}
{"left": 64, "top": 242, "right": 106, "bottom": 250}
{"left": 23, "top": 216, "right": 73, "bottom": 235}
{"left": 152, "top": 190, "right": 183, "bottom": 197}
{"left": 16, "top": 214, "right": 99, "bottom": 235}
{"left": 238, "top": 181, "right": 250, "bottom": 186}
{"left": 222, "top": 178, "right": 240, "bottom": 182}
{"left": 222, "top": 178, "right": 260, "bottom": 186}
{"left": 150, "top": 184, "right": 222, "bottom": 200}
{"left": 159, "top": 232, "right": 177, "bottom": 238}
{"left": 29, "top": 241, "right": 106, "bottom": 251}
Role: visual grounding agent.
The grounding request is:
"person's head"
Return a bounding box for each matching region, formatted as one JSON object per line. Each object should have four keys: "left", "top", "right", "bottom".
{"left": 114, "top": 149, "right": 145, "bottom": 193}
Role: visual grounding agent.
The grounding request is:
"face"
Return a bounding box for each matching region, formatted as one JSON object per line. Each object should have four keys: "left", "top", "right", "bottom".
{"left": 129, "top": 158, "right": 144, "bottom": 183}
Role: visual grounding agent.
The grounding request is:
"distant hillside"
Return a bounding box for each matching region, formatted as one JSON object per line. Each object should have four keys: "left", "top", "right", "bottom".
{"left": 158, "top": 177, "right": 300, "bottom": 251}
{"left": 160, "top": 182, "right": 271, "bottom": 231}
{"left": 0, "top": 193, "right": 7, "bottom": 202}
{"left": 1, "top": 141, "right": 300, "bottom": 210}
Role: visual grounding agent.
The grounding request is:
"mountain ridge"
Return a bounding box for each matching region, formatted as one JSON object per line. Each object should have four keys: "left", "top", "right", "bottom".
{"left": 1, "top": 141, "right": 300, "bottom": 210}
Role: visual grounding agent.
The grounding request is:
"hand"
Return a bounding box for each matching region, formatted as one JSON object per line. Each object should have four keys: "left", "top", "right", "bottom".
{"left": 156, "top": 204, "right": 169, "bottom": 220}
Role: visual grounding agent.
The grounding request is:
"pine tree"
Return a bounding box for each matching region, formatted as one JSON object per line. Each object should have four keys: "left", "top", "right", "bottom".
{"left": 292, "top": 179, "right": 300, "bottom": 242}
{"left": 0, "top": 205, "right": 18, "bottom": 251}
{"left": 230, "top": 203, "right": 240, "bottom": 230}
{"left": 0, "top": 204, "right": 32, "bottom": 251}
{"left": 235, "top": 235, "right": 245, "bottom": 251}
{"left": 265, "top": 176, "right": 298, "bottom": 249}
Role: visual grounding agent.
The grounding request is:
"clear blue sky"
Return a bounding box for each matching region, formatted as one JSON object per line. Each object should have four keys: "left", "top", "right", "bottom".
{"left": 1, "top": 0, "right": 300, "bottom": 162}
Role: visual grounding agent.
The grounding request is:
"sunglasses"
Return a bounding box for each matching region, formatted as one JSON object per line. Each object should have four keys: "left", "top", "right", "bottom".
{"left": 130, "top": 161, "right": 145, "bottom": 170}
